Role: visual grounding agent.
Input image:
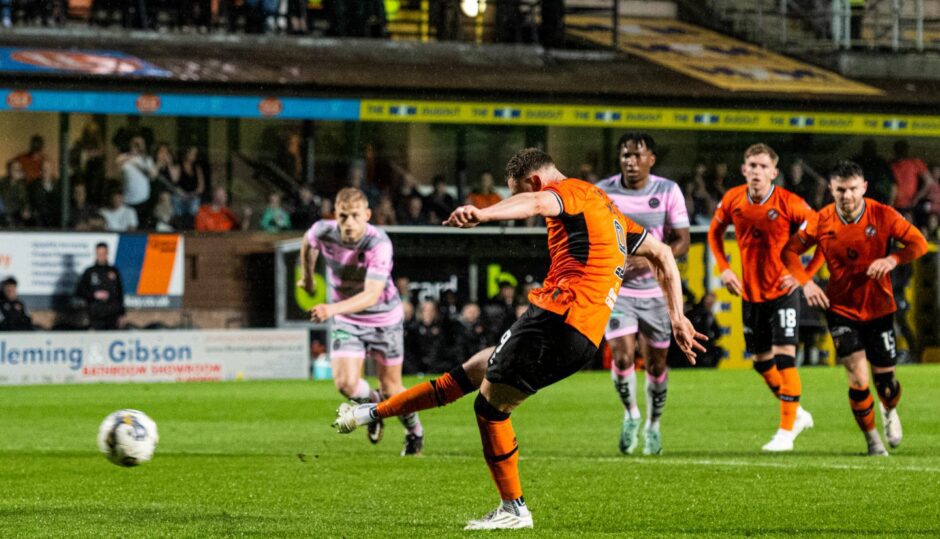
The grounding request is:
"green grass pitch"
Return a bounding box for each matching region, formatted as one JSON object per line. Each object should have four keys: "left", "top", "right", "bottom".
{"left": 1, "top": 365, "right": 939, "bottom": 538}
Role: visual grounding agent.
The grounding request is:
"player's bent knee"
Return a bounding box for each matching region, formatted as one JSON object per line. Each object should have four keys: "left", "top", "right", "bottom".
{"left": 474, "top": 392, "right": 511, "bottom": 421}
{"left": 752, "top": 358, "right": 775, "bottom": 373}
{"left": 774, "top": 354, "right": 796, "bottom": 370}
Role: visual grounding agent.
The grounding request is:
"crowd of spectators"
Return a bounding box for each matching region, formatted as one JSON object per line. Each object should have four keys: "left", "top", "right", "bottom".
{"left": 398, "top": 278, "right": 530, "bottom": 375}
{"left": 2, "top": 129, "right": 939, "bottom": 241}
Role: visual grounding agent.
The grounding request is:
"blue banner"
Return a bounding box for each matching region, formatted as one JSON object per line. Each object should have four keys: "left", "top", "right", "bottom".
{"left": 0, "top": 89, "right": 361, "bottom": 120}
{"left": 0, "top": 48, "right": 171, "bottom": 77}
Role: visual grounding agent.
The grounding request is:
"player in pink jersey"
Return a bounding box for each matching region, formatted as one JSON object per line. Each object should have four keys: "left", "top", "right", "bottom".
{"left": 299, "top": 187, "right": 423, "bottom": 456}
{"left": 596, "top": 133, "right": 690, "bottom": 456}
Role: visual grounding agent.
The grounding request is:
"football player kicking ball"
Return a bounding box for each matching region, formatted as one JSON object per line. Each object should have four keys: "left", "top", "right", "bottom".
{"left": 300, "top": 187, "right": 424, "bottom": 456}
{"left": 597, "top": 132, "right": 691, "bottom": 456}
{"left": 333, "top": 148, "right": 706, "bottom": 530}
{"left": 781, "top": 161, "right": 927, "bottom": 456}
{"left": 707, "top": 143, "right": 820, "bottom": 452}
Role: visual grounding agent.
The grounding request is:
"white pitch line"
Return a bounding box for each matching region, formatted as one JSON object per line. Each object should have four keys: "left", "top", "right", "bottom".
{"left": 426, "top": 453, "right": 940, "bottom": 474}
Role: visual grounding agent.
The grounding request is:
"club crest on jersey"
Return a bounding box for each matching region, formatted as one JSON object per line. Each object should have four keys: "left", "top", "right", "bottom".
{"left": 648, "top": 197, "right": 661, "bottom": 209}
{"left": 767, "top": 209, "right": 779, "bottom": 221}
{"left": 865, "top": 225, "right": 876, "bottom": 237}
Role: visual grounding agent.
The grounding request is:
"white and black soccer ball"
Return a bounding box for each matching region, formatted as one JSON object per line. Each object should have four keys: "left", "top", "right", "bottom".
{"left": 97, "top": 409, "right": 159, "bottom": 467}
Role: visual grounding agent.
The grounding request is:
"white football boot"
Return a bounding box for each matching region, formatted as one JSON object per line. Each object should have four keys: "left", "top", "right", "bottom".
{"left": 880, "top": 403, "right": 903, "bottom": 448}
{"left": 464, "top": 506, "right": 533, "bottom": 530}
{"left": 792, "top": 407, "right": 814, "bottom": 438}
{"left": 761, "top": 429, "right": 795, "bottom": 452}
{"left": 332, "top": 403, "right": 376, "bottom": 434}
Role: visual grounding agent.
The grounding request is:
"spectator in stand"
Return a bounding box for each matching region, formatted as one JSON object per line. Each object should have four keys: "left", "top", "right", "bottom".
{"left": 12, "top": 134, "right": 46, "bottom": 183}
{"left": 0, "top": 161, "right": 27, "bottom": 225}
{"left": 179, "top": 0, "right": 212, "bottom": 31}
{"left": 0, "top": 188, "right": 6, "bottom": 226}
{"left": 70, "top": 121, "right": 108, "bottom": 207}
{"left": 91, "top": 0, "right": 121, "bottom": 27}
{"left": 891, "top": 140, "right": 936, "bottom": 211}
{"left": 424, "top": 174, "right": 456, "bottom": 223}
{"left": 405, "top": 300, "right": 448, "bottom": 374}
{"left": 195, "top": 186, "right": 250, "bottom": 232}
{"left": 682, "top": 160, "right": 718, "bottom": 225}
{"left": 153, "top": 142, "right": 180, "bottom": 198}
{"left": 75, "top": 242, "right": 126, "bottom": 330}
{"left": 150, "top": 191, "right": 175, "bottom": 232}
{"left": 180, "top": 146, "right": 209, "bottom": 204}
{"left": 15, "top": 204, "right": 39, "bottom": 228}
{"left": 467, "top": 171, "right": 502, "bottom": 209}
{"left": 1, "top": 1, "right": 10, "bottom": 28}
{"left": 482, "top": 280, "right": 517, "bottom": 345}
{"left": 116, "top": 135, "right": 158, "bottom": 219}
{"left": 707, "top": 160, "right": 730, "bottom": 201}
{"left": 347, "top": 160, "right": 380, "bottom": 209}
{"left": 99, "top": 191, "right": 139, "bottom": 232}
{"left": 395, "top": 276, "right": 412, "bottom": 303}
{"left": 28, "top": 159, "right": 61, "bottom": 227}
{"left": 372, "top": 194, "right": 397, "bottom": 226}
{"left": 319, "top": 196, "right": 335, "bottom": 220}
{"left": 290, "top": 186, "right": 320, "bottom": 229}
{"left": 260, "top": 191, "right": 292, "bottom": 232}
{"left": 784, "top": 158, "right": 825, "bottom": 209}
{"left": 852, "top": 139, "right": 896, "bottom": 205}
{"left": 0, "top": 277, "right": 33, "bottom": 331}
{"left": 439, "top": 289, "right": 460, "bottom": 322}
{"left": 277, "top": 131, "right": 304, "bottom": 181}
{"left": 287, "top": 0, "right": 308, "bottom": 34}
{"left": 452, "top": 302, "right": 488, "bottom": 360}
{"left": 924, "top": 213, "right": 940, "bottom": 242}
{"left": 399, "top": 195, "right": 429, "bottom": 226}
{"left": 69, "top": 184, "right": 101, "bottom": 231}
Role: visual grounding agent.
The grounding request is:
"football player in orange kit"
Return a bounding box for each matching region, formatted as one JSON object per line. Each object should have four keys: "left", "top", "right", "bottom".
{"left": 782, "top": 160, "right": 928, "bottom": 455}
{"left": 708, "top": 143, "right": 819, "bottom": 452}
{"left": 333, "top": 148, "right": 706, "bottom": 530}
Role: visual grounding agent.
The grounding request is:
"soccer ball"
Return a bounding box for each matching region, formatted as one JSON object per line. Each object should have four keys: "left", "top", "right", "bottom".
{"left": 97, "top": 409, "right": 159, "bottom": 467}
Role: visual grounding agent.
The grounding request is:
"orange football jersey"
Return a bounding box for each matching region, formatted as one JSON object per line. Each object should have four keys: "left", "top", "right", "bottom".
{"left": 796, "top": 199, "right": 928, "bottom": 321}
{"left": 529, "top": 178, "right": 647, "bottom": 346}
{"left": 709, "top": 185, "right": 816, "bottom": 303}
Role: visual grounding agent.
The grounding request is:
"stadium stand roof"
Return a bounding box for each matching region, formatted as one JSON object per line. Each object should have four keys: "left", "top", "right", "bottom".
{"left": 0, "top": 29, "right": 938, "bottom": 112}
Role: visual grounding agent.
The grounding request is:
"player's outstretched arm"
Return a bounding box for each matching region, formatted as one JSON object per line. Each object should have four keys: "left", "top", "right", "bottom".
{"left": 634, "top": 235, "right": 707, "bottom": 364}
{"left": 297, "top": 240, "right": 319, "bottom": 295}
{"left": 707, "top": 217, "right": 742, "bottom": 296}
{"left": 310, "top": 278, "right": 384, "bottom": 323}
{"left": 443, "top": 192, "right": 561, "bottom": 228}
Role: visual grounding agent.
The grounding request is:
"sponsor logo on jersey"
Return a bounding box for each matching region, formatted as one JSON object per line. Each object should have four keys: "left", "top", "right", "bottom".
{"left": 767, "top": 209, "right": 779, "bottom": 221}
{"left": 865, "top": 225, "right": 876, "bottom": 237}
{"left": 648, "top": 197, "right": 661, "bottom": 209}
{"left": 846, "top": 248, "right": 859, "bottom": 260}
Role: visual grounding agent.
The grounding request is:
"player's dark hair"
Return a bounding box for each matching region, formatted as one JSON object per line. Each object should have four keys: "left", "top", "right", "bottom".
{"left": 95, "top": 242, "right": 108, "bottom": 250}
{"left": 505, "top": 148, "right": 554, "bottom": 181}
{"left": 828, "top": 160, "right": 865, "bottom": 182}
{"left": 617, "top": 132, "right": 656, "bottom": 154}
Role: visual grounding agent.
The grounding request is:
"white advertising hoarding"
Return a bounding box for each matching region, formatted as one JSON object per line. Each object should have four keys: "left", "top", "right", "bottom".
{"left": 0, "top": 329, "right": 309, "bottom": 385}
{"left": 0, "top": 232, "right": 184, "bottom": 309}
